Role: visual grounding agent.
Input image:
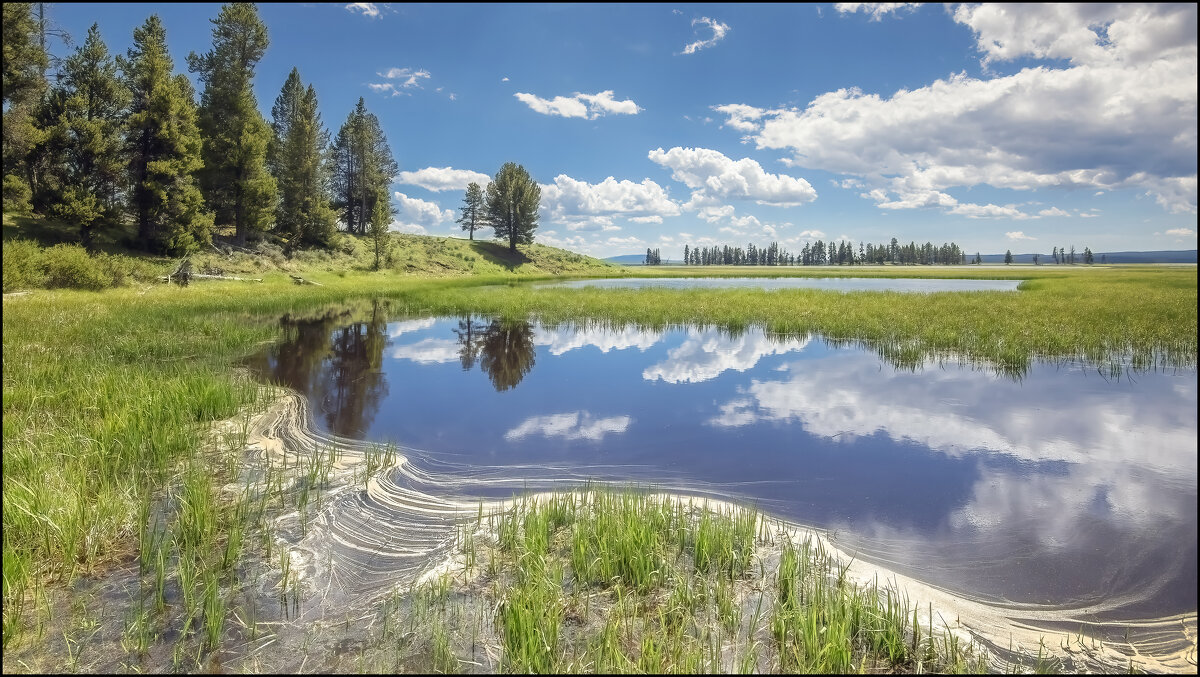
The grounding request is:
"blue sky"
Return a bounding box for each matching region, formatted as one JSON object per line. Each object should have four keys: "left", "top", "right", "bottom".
{"left": 49, "top": 3, "right": 1198, "bottom": 257}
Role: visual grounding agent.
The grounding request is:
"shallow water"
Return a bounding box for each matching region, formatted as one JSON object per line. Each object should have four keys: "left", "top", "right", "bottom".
{"left": 245, "top": 302, "right": 1197, "bottom": 668}
{"left": 529, "top": 276, "right": 1024, "bottom": 292}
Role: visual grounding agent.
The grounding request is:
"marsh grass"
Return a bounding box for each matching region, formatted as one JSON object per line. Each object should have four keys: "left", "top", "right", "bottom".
{"left": 2, "top": 258, "right": 1193, "bottom": 667}
{"left": 443, "top": 487, "right": 992, "bottom": 673}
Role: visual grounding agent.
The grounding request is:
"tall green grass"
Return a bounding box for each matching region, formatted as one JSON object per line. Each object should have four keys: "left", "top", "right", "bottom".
{"left": 469, "top": 487, "right": 991, "bottom": 673}
{"left": 2, "top": 255, "right": 1193, "bottom": 664}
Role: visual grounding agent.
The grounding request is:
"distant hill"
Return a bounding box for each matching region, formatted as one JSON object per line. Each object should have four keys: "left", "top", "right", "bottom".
{"left": 976, "top": 250, "right": 1196, "bottom": 264}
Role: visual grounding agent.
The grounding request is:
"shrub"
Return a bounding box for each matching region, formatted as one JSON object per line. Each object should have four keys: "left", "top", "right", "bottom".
{"left": 3, "top": 174, "right": 32, "bottom": 214}
{"left": 331, "top": 232, "right": 364, "bottom": 258}
{"left": 2, "top": 238, "right": 46, "bottom": 291}
{"left": 42, "top": 244, "right": 109, "bottom": 290}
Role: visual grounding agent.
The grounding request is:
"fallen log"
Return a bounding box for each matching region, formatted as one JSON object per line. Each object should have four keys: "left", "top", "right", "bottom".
{"left": 290, "top": 275, "right": 323, "bottom": 286}
{"left": 192, "top": 273, "right": 264, "bottom": 282}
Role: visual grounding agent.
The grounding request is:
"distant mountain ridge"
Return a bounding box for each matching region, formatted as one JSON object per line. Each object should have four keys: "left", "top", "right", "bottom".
{"left": 606, "top": 250, "right": 1197, "bottom": 265}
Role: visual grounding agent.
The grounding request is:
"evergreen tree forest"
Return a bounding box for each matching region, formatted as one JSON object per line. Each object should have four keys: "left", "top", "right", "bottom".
{"left": 681, "top": 239, "right": 967, "bottom": 266}
{"left": 1, "top": 3, "right": 481, "bottom": 260}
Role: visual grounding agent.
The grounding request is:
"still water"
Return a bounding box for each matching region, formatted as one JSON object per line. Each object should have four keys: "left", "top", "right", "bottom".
{"left": 531, "top": 276, "right": 1023, "bottom": 292}
{"left": 246, "top": 302, "right": 1196, "bottom": 656}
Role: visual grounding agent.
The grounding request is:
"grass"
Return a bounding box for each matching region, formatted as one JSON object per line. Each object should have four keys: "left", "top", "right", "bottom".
{"left": 378, "top": 486, "right": 994, "bottom": 673}
{"left": 1, "top": 217, "right": 1194, "bottom": 670}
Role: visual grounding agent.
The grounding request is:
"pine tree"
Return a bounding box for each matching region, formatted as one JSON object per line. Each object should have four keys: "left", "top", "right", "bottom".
{"left": 331, "top": 97, "right": 396, "bottom": 235}
{"left": 188, "top": 3, "right": 276, "bottom": 246}
{"left": 485, "top": 162, "right": 540, "bottom": 251}
{"left": 456, "top": 181, "right": 484, "bottom": 240}
{"left": 49, "top": 24, "right": 130, "bottom": 248}
{"left": 121, "top": 15, "right": 212, "bottom": 254}
{"left": 1004, "top": 249, "right": 1013, "bottom": 265}
{"left": 269, "top": 67, "right": 336, "bottom": 249}
{"left": 2, "top": 2, "right": 50, "bottom": 209}
{"left": 367, "top": 187, "right": 393, "bottom": 270}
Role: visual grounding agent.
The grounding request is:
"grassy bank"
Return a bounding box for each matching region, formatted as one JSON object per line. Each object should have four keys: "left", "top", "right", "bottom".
{"left": 2, "top": 234, "right": 1195, "bottom": 669}
{"left": 3, "top": 213, "right": 617, "bottom": 292}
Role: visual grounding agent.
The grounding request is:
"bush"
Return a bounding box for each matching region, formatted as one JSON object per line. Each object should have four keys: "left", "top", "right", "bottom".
{"left": 3, "top": 174, "right": 32, "bottom": 214}
{"left": 331, "top": 232, "right": 364, "bottom": 258}
{"left": 42, "top": 244, "right": 109, "bottom": 290}
{"left": 2, "top": 238, "right": 46, "bottom": 291}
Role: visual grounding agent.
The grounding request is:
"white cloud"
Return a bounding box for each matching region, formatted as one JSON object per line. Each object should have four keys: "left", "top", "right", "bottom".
{"left": 1164, "top": 227, "right": 1195, "bottom": 237}
{"left": 514, "top": 90, "right": 640, "bottom": 120}
{"left": 796, "top": 229, "right": 826, "bottom": 239}
{"left": 723, "top": 5, "right": 1197, "bottom": 215}
{"left": 648, "top": 146, "right": 818, "bottom": 208}
{"left": 1005, "top": 231, "right": 1037, "bottom": 241}
{"left": 379, "top": 67, "right": 431, "bottom": 87}
{"left": 345, "top": 3, "right": 380, "bottom": 19}
{"left": 952, "top": 3, "right": 1197, "bottom": 68}
{"left": 681, "top": 16, "right": 730, "bottom": 55}
{"left": 396, "top": 167, "right": 491, "bottom": 192}
{"left": 541, "top": 174, "right": 681, "bottom": 225}
{"left": 504, "top": 412, "right": 633, "bottom": 442}
{"left": 391, "top": 191, "right": 455, "bottom": 232}
{"left": 369, "top": 67, "right": 432, "bottom": 96}
{"left": 1038, "top": 207, "right": 1072, "bottom": 217}
{"left": 948, "top": 202, "right": 1032, "bottom": 220}
{"left": 834, "top": 3, "right": 921, "bottom": 21}
{"left": 712, "top": 104, "right": 766, "bottom": 133}
{"left": 501, "top": 76, "right": 510, "bottom": 82}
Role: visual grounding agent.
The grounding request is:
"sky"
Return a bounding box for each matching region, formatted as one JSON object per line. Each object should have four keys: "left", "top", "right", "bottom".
{"left": 46, "top": 3, "right": 1198, "bottom": 258}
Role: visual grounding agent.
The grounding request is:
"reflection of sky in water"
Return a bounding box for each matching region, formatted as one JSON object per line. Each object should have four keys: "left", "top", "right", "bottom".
{"left": 249, "top": 313, "right": 1197, "bottom": 621}
{"left": 532, "top": 277, "right": 1023, "bottom": 292}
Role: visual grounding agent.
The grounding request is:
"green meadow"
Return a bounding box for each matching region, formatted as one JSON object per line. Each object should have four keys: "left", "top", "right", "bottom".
{"left": 2, "top": 231, "right": 1195, "bottom": 672}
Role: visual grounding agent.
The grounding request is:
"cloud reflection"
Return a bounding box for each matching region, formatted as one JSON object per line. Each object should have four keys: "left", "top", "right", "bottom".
{"left": 643, "top": 328, "right": 810, "bottom": 383}
{"left": 504, "top": 411, "right": 633, "bottom": 442}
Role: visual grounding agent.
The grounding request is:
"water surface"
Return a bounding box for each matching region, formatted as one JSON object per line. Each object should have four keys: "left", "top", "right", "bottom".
{"left": 530, "top": 276, "right": 1023, "bottom": 292}
{"left": 246, "top": 303, "right": 1196, "bottom": 665}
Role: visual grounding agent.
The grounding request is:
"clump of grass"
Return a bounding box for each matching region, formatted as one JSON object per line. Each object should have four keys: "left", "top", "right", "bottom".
{"left": 461, "top": 486, "right": 998, "bottom": 674}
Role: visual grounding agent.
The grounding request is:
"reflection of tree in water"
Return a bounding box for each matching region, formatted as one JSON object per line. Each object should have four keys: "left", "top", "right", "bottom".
{"left": 246, "top": 300, "right": 390, "bottom": 436}
{"left": 452, "top": 317, "right": 484, "bottom": 371}
{"left": 476, "top": 319, "right": 536, "bottom": 392}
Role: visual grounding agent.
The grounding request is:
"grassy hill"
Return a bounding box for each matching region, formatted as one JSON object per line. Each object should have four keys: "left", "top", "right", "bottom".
{"left": 2, "top": 213, "right": 617, "bottom": 291}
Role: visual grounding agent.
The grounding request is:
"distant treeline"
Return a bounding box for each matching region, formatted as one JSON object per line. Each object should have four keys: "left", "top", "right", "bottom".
{"left": 677, "top": 239, "right": 966, "bottom": 266}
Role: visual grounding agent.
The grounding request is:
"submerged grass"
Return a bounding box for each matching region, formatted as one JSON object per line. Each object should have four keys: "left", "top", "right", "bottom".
{"left": 1, "top": 256, "right": 1195, "bottom": 668}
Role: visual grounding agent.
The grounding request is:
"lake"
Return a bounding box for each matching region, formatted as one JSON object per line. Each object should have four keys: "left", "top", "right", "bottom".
{"left": 246, "top": 302, "right": 1196, "bottom": 665}
{"left": 529, "top": 276, "right": 1024, "bottom": 292}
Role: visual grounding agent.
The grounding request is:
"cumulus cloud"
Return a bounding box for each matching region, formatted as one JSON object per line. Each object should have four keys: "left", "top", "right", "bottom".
{"left": 681, "top": 16, "right": 729, "bottom": 55}
{"left": 717, "top": 5, "right": 1197, "bottom": 215}
{"left": 369, "top": 67, "right": 431, "bottom": 96}
{"left": 540, "top": 174, "right": 681, "bottom": 226}
{"left": 345, "top": 3, "right": 380, "bottom": 18}
{"left": 392, "top": 191, "right": 455, "bottom": 232}
{"left": 514, "top": 90, "right": 640, "bottom": 119}
{"left": 648, "top": 146, "right": 818, "bottom": 208}
{"left": 1164, "top": 227, "right": 1195, "bottom": 237}
{"left": 834, "top": 3, "right": 922, "bottom": 21}
{"left": 1005, "top": 231, "right": 1036, "bottom": 241}
{"left": 396, "top": 167, "right": 491, "bottom": 192}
